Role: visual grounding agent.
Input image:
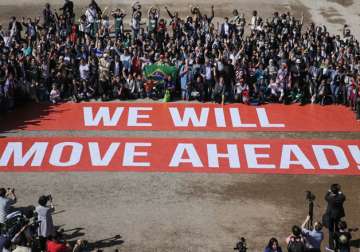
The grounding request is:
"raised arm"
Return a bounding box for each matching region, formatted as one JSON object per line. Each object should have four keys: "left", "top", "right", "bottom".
{"left": 164, "top": 6, "right": 174, "bottom": 19}
{"left": 301, "top": 215, "right": 310, "bottom": 229}
{"left": 209, "top": 5, "right": 214, "bottom": 21}
{"left": 132, "top": 1, "right": 140, "bottom": 14}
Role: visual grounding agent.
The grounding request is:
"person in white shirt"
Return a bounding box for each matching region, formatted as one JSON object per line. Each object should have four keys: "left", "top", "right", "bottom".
{"left": 35, "top": 195, "right": 55, "bottom": 251}
{"left": 85, "top": 4, "right": 98, "bottom": 36}
{"left": 85, "top": 4, "right": 97, "bottom": 24}
{"left": 79, "top": 59, "right": 90, "bottom": 81}
{"left": 131, "top": 1, "right": 142, "bottom": 42}
{"left": 49, "top": 84, "right": 61, "bottom": 104}
{"left": 250, "top": 10, "right": 258, "bottom": 31}
{"left": 0, "top": 188, "right": 16, "bottom": 224}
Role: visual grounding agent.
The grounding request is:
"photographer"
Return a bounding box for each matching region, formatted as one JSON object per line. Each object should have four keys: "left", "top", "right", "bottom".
{"left": 35, "top": 195, "right": 55, "bottom": 251}
{"left": 334, "top": 221, "right": 352, "bottom": 252}
{"left": 323, "top": 184, "right": 346, "bottom": 250}
{"left": 0, "top": 188, "right": 17, "bottom": 224}
{"left": 286, "top": 225, "right": 306, "bottom": 252}
{"left": 301, "top": 215, "right": 324, "bottom": 252}
{"left": 234, "top": 237, "right": 247, "bottom": 252}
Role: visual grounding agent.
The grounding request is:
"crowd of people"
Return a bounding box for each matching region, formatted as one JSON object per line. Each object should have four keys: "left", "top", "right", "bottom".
{"left": 0, "top": 0, "right": 359, "bottom": 119}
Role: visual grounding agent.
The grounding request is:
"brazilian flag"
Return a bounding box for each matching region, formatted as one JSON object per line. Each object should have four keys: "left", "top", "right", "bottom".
{"left": 143, "top": 63, "right": 178, "bottom": 83}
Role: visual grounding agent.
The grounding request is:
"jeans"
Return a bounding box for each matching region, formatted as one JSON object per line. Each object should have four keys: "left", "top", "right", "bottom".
{"left": 330, "top": 84, "right": 340, "bottom": 103}
{"left": 181, "top": 89, "right": 189, "bottom": 101}
{"left": 132, "top": 28, "right": 139, "bottom": 43}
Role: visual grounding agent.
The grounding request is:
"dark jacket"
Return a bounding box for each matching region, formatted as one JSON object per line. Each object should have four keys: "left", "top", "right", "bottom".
{"left": 220, "top": 23, "right": 234, "bottom": 38}
{"left": 325, "top": 191, "right": 346, "bottom": 219}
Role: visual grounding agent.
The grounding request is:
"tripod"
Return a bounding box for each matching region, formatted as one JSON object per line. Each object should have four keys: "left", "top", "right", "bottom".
{"left": 307, "top": 199, "right": 314, "bottom": 230}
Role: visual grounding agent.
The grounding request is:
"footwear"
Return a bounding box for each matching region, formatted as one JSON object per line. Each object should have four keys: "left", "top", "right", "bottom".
{"left": 325, "top": 247, "right": 335, "bottom": 252}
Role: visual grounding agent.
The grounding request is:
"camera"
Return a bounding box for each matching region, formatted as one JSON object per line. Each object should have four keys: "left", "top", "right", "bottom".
{"left": 306, "top": 191, "right": 315, "bottom": 202}
{"left": 330, "top": 184, "right": 341, "bottom": 194}
{"left": 7, "top": 188, "right": 15, "bottom": 193}
{"left": 234, "top": 237, "right": 247, "bottom": 252}
{"left": 45, "top": 194, "right": 53, "bottom": 202}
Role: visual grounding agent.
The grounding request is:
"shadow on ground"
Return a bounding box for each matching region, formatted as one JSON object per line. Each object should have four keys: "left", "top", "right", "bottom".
{"left": 0, "top": 102, "right": 66, "bottom": 135}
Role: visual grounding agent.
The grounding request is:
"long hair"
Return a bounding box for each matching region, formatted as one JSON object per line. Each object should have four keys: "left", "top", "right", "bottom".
{"left": 267, "top": 237, "right": 279, "bottom": 249}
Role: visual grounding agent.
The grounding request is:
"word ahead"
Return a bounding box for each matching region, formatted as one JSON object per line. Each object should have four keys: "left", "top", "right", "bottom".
{"left": 3, "top": 103, "right": 360, "bottom": 132}
{"left": 0, "top": 137, "right": 359, "bottom": 175}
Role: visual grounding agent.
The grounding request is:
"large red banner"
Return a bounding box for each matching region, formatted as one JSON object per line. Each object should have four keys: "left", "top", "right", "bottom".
{"left": 1, "top": 103, "right": 359, "bottom": 132}
{"left": 0, "top": 137, "right": 359, "bottom": 175}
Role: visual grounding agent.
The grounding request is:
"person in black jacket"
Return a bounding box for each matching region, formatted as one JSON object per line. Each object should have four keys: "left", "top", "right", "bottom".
{"left": 8, "top": 16, "right": 22, "bottom": 42}
{"left": 324, "top": 184, "right": 346, "bottom": 250}
{"left": 59, "top": 0, "right": 74, "bottom": 24}
{"left": 334, "top": 221, "right": 352, "bottom": 252}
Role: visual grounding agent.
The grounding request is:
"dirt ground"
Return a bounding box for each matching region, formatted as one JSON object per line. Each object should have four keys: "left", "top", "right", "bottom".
{"left": 1, "top": 0, "right": 360, "bottom": 251}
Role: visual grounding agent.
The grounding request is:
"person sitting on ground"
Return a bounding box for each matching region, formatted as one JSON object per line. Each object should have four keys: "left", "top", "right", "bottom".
{"left": 49, "top": 84, "right": 61, "bottom": 104}
{"left": 212, "top": 76, "right": 226, "bottom": 104}
{"left": 46, "top": 234, "right": 72, "bottom": 252}
{"left": 72, "top": 239, "right": 90, "bottom": 252}
{"left": 264, "top": 237, "right": 283, "bottom": 252}
{"left": 301, "top": 215, "right": 324, "bottom": 252}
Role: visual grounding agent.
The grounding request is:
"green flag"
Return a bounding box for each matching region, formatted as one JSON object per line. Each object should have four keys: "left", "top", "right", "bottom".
{"left": 143, "top": 63, "right": 178, "bottom": 82}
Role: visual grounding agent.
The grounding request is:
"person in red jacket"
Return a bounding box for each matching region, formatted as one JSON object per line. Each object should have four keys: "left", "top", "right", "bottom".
{"left": 69, "top": 24, "right": 77, "bottom": 44}
{"left": 46, "top": 235, "right": 72, "bottom": 252}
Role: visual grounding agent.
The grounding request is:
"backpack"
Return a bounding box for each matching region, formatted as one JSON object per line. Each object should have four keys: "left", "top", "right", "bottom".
{"left": 288, "top": 237, "right": 305, "bottom": 252}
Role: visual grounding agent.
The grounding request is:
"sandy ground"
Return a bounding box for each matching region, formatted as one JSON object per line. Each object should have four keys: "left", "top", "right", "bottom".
{"left": 1, "top": 0, "right": 360, "bottom": 251}
{"left": 0, "top": 169, "right": 360, "bottom": 251}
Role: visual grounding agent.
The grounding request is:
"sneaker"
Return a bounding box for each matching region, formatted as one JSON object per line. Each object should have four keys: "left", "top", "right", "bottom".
{"left": 325, "top": 246, "right": 335, "bottom": 252}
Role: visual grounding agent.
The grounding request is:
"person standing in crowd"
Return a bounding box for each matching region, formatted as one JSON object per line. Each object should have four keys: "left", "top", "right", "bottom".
{"left": 323, "top": 184, "right": 346, "bottom": 250}
{"left": 42, "top": 3, "right": 56, "bottom": 29}
{"left": 131, "top": 1, "right": 142, "bottom": 43}
{"left": 59, "top": 0, "right": 74, "bottom": 25}
{"left": 8, "top": 16, "right": 22, "bottom": 42}
{"left": 85, "top": 3, "right": 99, "bottom": 37}
{"left": 147, "top": 7, "right": 160, "bottom": 36}
{"left": 0, "top": 188, "right": 16, "bottom": 224}
{"left": 179, "top": 59, "right": 191, "bottom": 101}
{"left": 98, "top": 53, "right": 111, "bottom": 101}
{"left": 301, "top": 215, "right": 324, "bottom": 252}
{"left": 220, "top": 17, "right": 233, "bottom": 38}
{"left": 204, "top": 57, "right": 215, "bottom": 101}
{"left": 36, "top": 195, "right": 55, "bottom": 251}
{"left": 111, "top": 8, "right": 126, "bottom": 39}
{"left": 164, "top": 6, "right": 181, "bottom": 39}
{"left": 0, "top": 2, "right": 360, "bottom": 120}
{"left": 213, "top": 76, "right": 226, "bottom": 104}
